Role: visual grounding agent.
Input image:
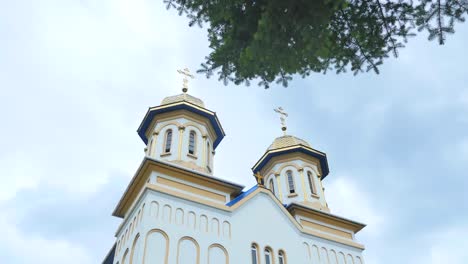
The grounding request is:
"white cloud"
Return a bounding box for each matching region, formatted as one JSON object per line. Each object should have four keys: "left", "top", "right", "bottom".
{"left": 408, "top": 225, "right": 468, "bottom": 264}
{"left": 0, "top": 215, "right": 92, "bottom": 263}
{"left": 326, "top": 177, "right": 385, "bottom": 236}
{"left": 0, "top": 152, "right": 41, "bottom": 202}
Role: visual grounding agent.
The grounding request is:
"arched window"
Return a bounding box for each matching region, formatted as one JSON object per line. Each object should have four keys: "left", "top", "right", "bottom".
{"left": 189, "top": 131, "right": 196, "bottom": 155}
{"left": 265, "top": 248, "right": 273, "bottom": 264}
{"left": 307, "top": 171, "right": 317, "bottom": 195}
{"left": 206, "top": 142, "right": 211, "bottom": 168}
{"left": 251, "top": 244, "right": 259, "bottom": 264}
{"left": 164, "top": 129, "right": 173, "bottom": 153}
{"left": 286, "top": 170, "right": 295, "bottom": 194}
{"left": 278, "top": 250, "right": 286, "bottom": 264}
{"left": 269, "top": 178, "right": 275, "bottom": 195}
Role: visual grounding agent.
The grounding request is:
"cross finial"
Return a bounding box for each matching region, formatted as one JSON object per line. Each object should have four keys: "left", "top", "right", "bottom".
{"left": 274, "top": 107, "right": 288, "bottom": 135}
{"left": 255, "top": 172, "right": 265, "bottom": 186}
{"left": 177, "top": 68, "right": 195, "bottom": 93}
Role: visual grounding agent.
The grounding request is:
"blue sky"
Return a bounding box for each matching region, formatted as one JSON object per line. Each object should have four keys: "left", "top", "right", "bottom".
{"left": 0, "top": 0, "right": 467, "bottom": 263}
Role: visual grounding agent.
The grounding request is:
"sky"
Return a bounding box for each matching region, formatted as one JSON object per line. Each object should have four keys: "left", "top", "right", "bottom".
{"left": 0, "top": 0, "right": 467, "bottom": 263}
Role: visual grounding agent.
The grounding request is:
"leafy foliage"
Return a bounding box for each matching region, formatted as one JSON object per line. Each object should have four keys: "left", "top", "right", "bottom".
{"left": 164, "top": 0, "right": 468, "bottom": 88}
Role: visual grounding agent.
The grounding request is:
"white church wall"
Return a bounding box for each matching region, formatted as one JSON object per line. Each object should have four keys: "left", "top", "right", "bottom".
{"left": 127, "top": 189, "right": 232, "bottom": 264}
{"left": 114, "top": 193, "right": 147, "bottom": 264}
{"left": 113, "top": 185, "right": 363, "bottom": 264}
{"left": 228, "top": 192, "right": 364, "bottom": 264}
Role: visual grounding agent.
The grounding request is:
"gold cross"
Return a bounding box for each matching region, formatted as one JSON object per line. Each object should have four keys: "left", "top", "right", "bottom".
{"left": 255, "top": 172, "right": 264, "bottom": 186}
{"left": 274, "top": 107, "right": 288, "bottom": 135}
{"left": 177, "top": 68, "right": 195, "bottom": 93}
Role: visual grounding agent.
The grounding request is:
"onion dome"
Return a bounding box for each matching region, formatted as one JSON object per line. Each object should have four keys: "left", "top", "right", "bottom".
{"left": 268, "top": 135, "right": 311, "bottom": 150}
{"left": 161, "top": 93, "right": 205, "bottom": 108}
{"left": 253, "top": 134, "right": 329, "bottom": 179}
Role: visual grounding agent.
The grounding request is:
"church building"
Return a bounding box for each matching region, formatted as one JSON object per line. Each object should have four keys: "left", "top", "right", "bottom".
{"left": 102, "top": 70, "right": 367, "bottom": 264}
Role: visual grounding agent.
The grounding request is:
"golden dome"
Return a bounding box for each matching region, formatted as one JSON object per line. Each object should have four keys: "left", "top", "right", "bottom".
{"left": 161, "top": 93, "right": 205, "bottom": 108}
{"left": 268, "top": 135, "right": 311, "bottom": 150}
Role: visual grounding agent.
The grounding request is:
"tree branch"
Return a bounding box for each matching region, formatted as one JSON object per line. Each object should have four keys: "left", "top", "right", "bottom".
{"left": 376, "top": 0, "right": 399, "bottom": 57}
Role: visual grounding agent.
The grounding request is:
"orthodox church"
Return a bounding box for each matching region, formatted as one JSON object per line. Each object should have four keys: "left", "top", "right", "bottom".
{"left": 103, "top": 69, "right": 367, "bottom": 264}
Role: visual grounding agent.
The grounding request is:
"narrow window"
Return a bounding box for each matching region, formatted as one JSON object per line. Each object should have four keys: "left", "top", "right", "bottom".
{"left": 286, "top": 170, "right": 295, "bottom": 193}
{"left": 164, "top": 129, "right": 173, "bottom": 153}
{"left": 206, "top": 142, "right": 211, "bottom": 167}
{"left": 278, "top": 251, "right": 286, "bottom": 264}
{"left": 189, "top": 130, "right": 196, "bottom": 155}
{"left": 251, "top": 244, "right": 259, "bottom": 264}
{"left": 269, "top": 178, "right": 275, "bottom": 195}
{"left": 265, "top": 248, "right": 272, "bottom": 264}
{"left": 307, "top": 171, "right": 317, "bottom": 195}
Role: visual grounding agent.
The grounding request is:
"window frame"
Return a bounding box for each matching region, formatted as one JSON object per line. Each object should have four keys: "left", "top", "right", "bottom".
{"left": 163, "top": 129, "right": 173, "bottom": 153}
{"left": 307, "top": 170, "right": 317, "bottom": 195}
{"left": 264, "top": 247, "right": 274, "bottom": 264}
{"left": 251, "top": 243, "right": 260, "bottom": 264}
{"left": 269, "top": 178, "right": 275, "bottom": 195}
{"left": 278, "top": 250, "right": 286, "bottom": 264}
{"left": 188, "top": 130, "right": 197, "bottom": 155}
{"left": 286, "top": 170, "right": 295, "bottom": 194}
{"left": 206, "top": 141, "right": 211, "bottom": 170}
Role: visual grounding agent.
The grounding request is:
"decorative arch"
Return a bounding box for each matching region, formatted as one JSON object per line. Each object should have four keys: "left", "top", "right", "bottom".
{"left": 303, "top": 242, "right": 311, "bottom": 260}
{"left": 130, "top": 233, "right": 143, "bottom": 264}
{"left": 121, "top": 248, "right": 129, "bottom": 264}
{"left": 154, "top": 121, "right": 182, "bottom": 134}
{"left": 143, "top": 229, "right": 169, "bottom": 264}
{"left": 208, "top": 243, "right": 229, "bottom": 264}
{"left": 211, "top": 217, "right": 220, "bottom": 236}
{"left": 302, "top": 165, "right": 320, "bottom": 176}
{"left": 222, "top": 221, "right": 231, "bottom": 239}
{"left": 346, "top": 254, "right": 355, "bottom": 264}
{"left": 320, "top": 247, "right": 330, "bottom": 264}
{"left": 355, "top": 256, "right": 363, "bottom": 264}
{"left": 311, "top": 245, "right": 320, "bottom": 263}
{"left": 337, "top": 252, "right": 346, "bottom": 264}
{"left": 150, "top": 201, "right": 159, "bottom": 218}
{"left": 329, "top": 250, "right": 338, "bottom": 264}
{"left": 163, "top": 204, "right": 172, "bottom": 223}
{"left": 200, "top": 214, "right": 208, "bottom": 232}
{"left": 275, "top": 163, "right": 302, "bottom": 174}
{"left": 183, "top": 120, "right": 214, "bottom": 141}
{"left": 177, "top": 236, "right": 200, "bottom": 264}
{"left": 188, "top": 211, "right": 196, "bottom": 229}
{"left": 175, "top": 208, "right": 185, "bottom": 225}
{"left": 136, "top": 210, "right": 141, "bottom": 226}
{"left": 140, "top": 203, "right": 145, "bottom": 222}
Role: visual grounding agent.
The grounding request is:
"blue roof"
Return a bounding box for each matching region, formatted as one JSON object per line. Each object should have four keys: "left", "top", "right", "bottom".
{"left": 137, "top": 103, "right": 225, "bottom": 149}
{"left": 226, "top": 185, "right": 258, "bottom": 207}
{"left": 252, "top": 146, "right": 330, "bottom": 179}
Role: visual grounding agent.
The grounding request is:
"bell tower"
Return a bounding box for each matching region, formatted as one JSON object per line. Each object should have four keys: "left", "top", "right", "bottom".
{"left": 252, "top": 108, "right": 330, "bottom": 212}
{"left": 137, "top": 69, "right": 224, "bottom": 174}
